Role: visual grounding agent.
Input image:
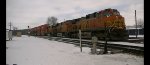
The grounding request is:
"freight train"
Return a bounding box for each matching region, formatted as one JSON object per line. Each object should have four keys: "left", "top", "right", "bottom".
{"left": 30, "top": 8, "right": 128, "bottom": 41}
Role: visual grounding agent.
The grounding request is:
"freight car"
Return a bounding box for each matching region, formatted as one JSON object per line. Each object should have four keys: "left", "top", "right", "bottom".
{"left": 30, "top": 8, "right": 128, "bottom": 41}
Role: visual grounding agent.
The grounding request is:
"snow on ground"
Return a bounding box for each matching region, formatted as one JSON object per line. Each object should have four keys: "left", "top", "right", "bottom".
{"left": 108, "top": 42, "right": 144, "bottom": 47}
{"left": 6, "top": 35, "right": 143, "bottom": 65}
{"left": 129, "top": 35, "right": 144, "bottom": 38}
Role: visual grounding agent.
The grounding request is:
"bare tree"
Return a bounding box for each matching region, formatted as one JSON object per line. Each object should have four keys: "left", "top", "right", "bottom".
{"left": 47, "top": 16, "right": 58, "bottom": 26}
{"left": 134, "top": 19, "right": 144, "bottom": 28}
{"left": 13, "top": 26, "right": 18, "bottom": 30}
{"left": 137, "top": 19, "right": 144, "bottom": 28}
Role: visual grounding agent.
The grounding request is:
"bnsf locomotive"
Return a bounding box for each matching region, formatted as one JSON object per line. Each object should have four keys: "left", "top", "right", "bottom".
{"left": 30, "top": 8, "right": 128, "bottom": 40}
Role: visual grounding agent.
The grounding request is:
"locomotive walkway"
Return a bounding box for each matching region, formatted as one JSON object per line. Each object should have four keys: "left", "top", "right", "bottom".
{"left": 6, "top": 35, "right": 143, "bottom": 65}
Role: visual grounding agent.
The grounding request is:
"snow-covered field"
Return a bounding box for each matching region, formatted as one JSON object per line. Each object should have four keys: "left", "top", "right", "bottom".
{"left": 6, "top": 35, "right": 143, "bottom": 65}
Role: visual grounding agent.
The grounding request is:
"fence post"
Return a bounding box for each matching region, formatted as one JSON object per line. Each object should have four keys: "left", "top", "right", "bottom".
{"left": 91, "top": 36, "right": 98, "bottom": 54}
{"left": 79, "top": 30, "right": 82, "bottom": 52}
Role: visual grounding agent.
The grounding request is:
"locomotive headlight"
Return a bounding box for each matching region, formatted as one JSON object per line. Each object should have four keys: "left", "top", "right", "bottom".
{"left": 118, "top": 27, "right": 123, "bottom": 29}
{"left": 106, "top": 15, "right": 109, "bottom": 17}
{"left": 116, "top": 16, "right": 118, "bottom": 19}
{"left": 106, "top": 14, "right": 110, "bottom": 17}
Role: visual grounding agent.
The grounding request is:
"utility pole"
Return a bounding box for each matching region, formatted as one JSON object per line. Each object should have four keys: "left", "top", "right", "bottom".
{"left": 135, "top": 10, "right": 137, "bottom": 38}
{"left": 103, "top": 21, "right": 115, "bottom": 54}
{"left": 103, "top": 22, "right": 108, "bottom": 54}
{"left": 8, "top": 22, "right": 13, "bottom": 40}
{"left": 28, "top": 26, "right": 30, "bottom": 37}
{"left": 9, "top": 22, "right": 12, "bottom": 31}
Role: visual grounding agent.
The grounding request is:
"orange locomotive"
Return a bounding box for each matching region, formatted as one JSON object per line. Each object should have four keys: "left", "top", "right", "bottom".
{"left": 30, "top": 8, "right": 128, "bottom": 40}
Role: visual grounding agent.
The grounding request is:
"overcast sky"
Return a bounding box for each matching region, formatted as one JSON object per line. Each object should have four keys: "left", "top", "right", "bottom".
{"left": 6, "top": 0, "right": 144, "bottom": 29}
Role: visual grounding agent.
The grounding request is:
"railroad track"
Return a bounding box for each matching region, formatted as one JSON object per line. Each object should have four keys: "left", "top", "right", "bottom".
{"left": 37, "top": 36, "right": 144, "bottom": 55}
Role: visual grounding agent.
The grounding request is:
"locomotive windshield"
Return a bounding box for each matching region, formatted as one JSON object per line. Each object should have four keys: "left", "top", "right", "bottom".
{"left": 98, "top": 9, "right": 120, "bottom": 17}
{"left": 112, "top": 9, "right": 120, "bottom": 15}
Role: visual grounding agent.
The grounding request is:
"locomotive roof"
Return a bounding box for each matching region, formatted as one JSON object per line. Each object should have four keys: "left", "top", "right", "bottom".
{"left": 32, "top": 8, "right": 121, "bottom": 29}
